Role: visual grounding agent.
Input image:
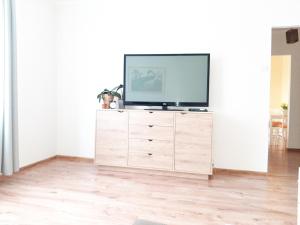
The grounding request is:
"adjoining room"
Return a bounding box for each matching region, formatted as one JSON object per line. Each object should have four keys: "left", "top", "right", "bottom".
{"left": 268, "top": 27, "right": 300, "bottom": 177}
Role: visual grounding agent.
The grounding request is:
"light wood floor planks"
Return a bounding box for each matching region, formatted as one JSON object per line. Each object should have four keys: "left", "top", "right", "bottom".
{"left": 0, "top": 148, "right": 299, "bottom": 225}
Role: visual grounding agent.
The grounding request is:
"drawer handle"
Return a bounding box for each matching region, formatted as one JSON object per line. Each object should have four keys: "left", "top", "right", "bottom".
{"left": 118, "top": 110, "right": 124, "bottom": 113}
{"left": 149, "top": 111, "right": 154, "bottom": 114}
{"left": 148, "top": 153, "right": 153, "bottom": 156}
{"left": 180, "top": 112, "right": 187, "bottom": 115}
{"left": 148, "top": 139, "right": 153, "bottom": 142}
{"left": 148, "top": 125, "right": 154, "bottom": 128}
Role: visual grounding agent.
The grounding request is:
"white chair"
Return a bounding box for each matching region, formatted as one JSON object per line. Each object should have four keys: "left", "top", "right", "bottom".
{"left": 269, "top": 114, "right": 288, "bottom": 148}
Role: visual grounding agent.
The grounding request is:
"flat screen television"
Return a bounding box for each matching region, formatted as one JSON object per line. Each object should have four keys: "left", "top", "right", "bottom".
{"left": 123, "top": 54, "right": 210, "bottom": 108}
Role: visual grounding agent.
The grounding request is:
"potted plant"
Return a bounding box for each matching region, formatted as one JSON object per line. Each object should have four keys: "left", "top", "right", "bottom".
{"left": 110, "top": 84, "right": 123, "bottom": 102}
{"left": 97, "top": 84, "right": 123, "bottom": 109}
{"left": 97, "top": 89, "right": 112, "bottom": 109}
{"left": 281, "top": 103, "right": 288, "bottom": 116}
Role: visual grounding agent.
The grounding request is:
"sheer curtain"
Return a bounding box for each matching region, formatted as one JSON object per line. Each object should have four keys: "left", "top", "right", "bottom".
{"left": 0, "top": 0, "right": 19, "bottom": 176}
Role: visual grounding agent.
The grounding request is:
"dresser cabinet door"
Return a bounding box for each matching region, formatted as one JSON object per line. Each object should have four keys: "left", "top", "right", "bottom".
{"left": 175, "top": 113, "right": 212, "bottom": 174}
{"left": 95, "top": 110, "right": 128, "bottom": 167}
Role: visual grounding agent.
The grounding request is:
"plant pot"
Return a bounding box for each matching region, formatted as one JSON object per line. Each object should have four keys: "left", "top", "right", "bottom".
{"left": 102, "top": 94, "right": 113, "bottom": 109}
{"left": 102, "top": 103, "right": 109, "bottom": 109}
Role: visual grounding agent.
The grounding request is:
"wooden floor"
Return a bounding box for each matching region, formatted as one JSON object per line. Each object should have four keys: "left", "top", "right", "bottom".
{"left": 268, "top": 146, "right": 300, "bottom": 177}
{"left": 0, "top": 148, "right": 299, "bottom": 225}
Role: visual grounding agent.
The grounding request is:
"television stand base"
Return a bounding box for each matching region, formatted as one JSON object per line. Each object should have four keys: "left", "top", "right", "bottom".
{"left": 144, "top": 108, "right": 184, "bottom": 111}
{"left": 162, "top": 104, "right": 168, "bottom": 110}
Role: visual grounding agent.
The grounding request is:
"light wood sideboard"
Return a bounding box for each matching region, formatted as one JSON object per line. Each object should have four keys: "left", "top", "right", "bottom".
{"left": 95, "top": 109, "right": 213, "bottom": 179}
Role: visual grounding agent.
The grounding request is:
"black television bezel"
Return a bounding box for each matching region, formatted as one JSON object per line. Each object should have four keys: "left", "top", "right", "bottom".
{"left": 123, "top": 53, "right": 210, "bottom": 107}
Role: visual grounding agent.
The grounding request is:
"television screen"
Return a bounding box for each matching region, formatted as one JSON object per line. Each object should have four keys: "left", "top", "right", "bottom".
{"left": 123, "top": 54, "right": 210, "bottom": 107}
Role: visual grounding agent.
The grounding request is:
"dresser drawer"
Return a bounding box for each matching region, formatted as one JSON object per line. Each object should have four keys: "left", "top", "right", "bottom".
{"left": 129, "top": 124, "right": 174, "bottom": 141}
{"left": 128, "top": 139, "right": 174, "bottom": 170}
{"left": 129, "top": 110, "right": 174, "bottom": 127}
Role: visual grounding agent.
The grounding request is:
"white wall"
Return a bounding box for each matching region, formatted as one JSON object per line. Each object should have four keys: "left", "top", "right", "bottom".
{"left": 54, "top": 0, "right": 271, "bottom": 172}
{"left": 270, "top": 55, "right": 291, "bottom": 110}
{"left": 272, "top": 28, "right": 300, "bottom": 149}
{"left": 16, "top": 0, "right": 299, "bottom": 171}
{"left": 16, "top": 0, "right": 57, "bottom": 167}
{"left": 55, "top": 1, "right": 97, "bottom": 157}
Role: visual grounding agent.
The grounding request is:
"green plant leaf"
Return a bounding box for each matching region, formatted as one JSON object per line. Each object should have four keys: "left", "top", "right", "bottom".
{"left": 280, "top": 103, "right": 288, "bottom": 110}
{"left": 97, "top": 85, "right": 123, "bottom": 102}
{"left": 111, "top": 91, "right": 121, "bottom": 99}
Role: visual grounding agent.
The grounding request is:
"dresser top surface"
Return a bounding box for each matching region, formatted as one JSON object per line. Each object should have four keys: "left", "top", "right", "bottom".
{"left": 97, "top": 109, "right": 213, "bottom": 114}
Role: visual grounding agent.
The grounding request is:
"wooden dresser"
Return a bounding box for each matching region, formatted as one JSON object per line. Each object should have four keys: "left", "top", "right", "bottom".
{"left": 95, "top": 109, "right": 213, "bottom": 179}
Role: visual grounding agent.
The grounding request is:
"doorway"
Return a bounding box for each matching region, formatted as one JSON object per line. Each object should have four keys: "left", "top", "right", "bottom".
{"left": 269, "top": 55, "right": 291, "bottom": 148}
{"left": 268, "top": 27, "right": 300, "bottom": 176}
